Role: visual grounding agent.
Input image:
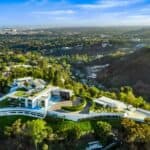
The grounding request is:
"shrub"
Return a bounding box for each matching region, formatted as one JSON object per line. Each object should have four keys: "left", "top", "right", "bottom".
{"left": 89, "top": 100, "right": 95, "bottom": 112}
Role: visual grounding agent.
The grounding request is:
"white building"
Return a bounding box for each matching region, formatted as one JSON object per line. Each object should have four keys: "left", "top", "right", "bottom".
{"left": 13, "top": 77, "right": 33, "bottom": 85}
{"left": 86, "top": 141, "right": 103, "bottom": 150}
{"left": 94, "top": 96, "right": 127, "bottom": 110}
{"left": 8, "top": 82, "right": 73, "bottom": 110}
{"left": 9, "top": 87, "right": 50, "bottom": 109}
{"left": 50, "top": 87, "right": 73, "bottom": 100}
{"left": 11, "top": 77, "right": 46, "bottom": 91}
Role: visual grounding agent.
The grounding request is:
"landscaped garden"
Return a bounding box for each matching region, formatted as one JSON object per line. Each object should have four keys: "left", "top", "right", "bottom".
{"left": 61, "top": 99, "right": 87, "bottom": 112}
{"left": 14, "top": 91, "right": 28, "bottom": 97}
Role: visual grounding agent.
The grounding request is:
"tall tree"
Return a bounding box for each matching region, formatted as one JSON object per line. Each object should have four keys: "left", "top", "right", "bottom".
{"left": 24, "top": 119, "right": 50, "bottom": 150}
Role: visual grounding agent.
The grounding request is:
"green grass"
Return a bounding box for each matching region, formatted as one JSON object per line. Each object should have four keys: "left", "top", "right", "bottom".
{"left": 0, "top": 115, "right": 122, "bottom": 136}
{"left": 14, "top": 91, "right": 28, "bottom": 97}
{"left": 0, "top": 98, "right": 10, "bottom": 108}
{"left": 0, "top": 116, "right": 93, "bottom": 135}
{"left": 0, "top": 116, "right": 34, "bottom": 130}
{"left": 88, "top": 117, "right": 122, "bottom": 129}
{"left": 45, "top": 117, "right": 93, "bottom": 134}
{"left": 45, "top": 116, "right": 122, "bottom": 132}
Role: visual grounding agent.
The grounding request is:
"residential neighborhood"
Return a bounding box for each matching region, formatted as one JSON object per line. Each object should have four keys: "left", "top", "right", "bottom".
{"left": 0, "top": 2, "right": 150, "bottom": 148}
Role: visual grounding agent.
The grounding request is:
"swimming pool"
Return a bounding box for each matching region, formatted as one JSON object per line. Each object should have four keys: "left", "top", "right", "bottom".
{"left": 32, "top": 106, "right": 41, "bottom": 110}
{"left": 49, "top": 95, "right": 61, "bottom": 103}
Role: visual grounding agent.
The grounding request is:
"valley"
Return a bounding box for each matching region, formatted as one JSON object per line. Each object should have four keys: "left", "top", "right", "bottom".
{"left": 0, "top": 27, "right": 150, "bottom": 150}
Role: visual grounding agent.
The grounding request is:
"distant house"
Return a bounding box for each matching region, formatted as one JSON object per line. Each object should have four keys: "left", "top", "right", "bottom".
{"left": 135, "top": 43, "right": 146, "bottom": 49}
{"left": 86, "top": 141, "right": 103, "bottom": 150}
{"left": 101, "top": 40, "right": 112, "bottom": 48}
{"left": 131, "top": 38, "right": 141, "bottom": 42}
{"left": 61, "top": 47, "right": 72, "bottom": 50}
{"left": 100, "top": 34, "right": 111, "bottom": 38}
{"left": 102, "top": 42, "right": 108, "bottom": 48}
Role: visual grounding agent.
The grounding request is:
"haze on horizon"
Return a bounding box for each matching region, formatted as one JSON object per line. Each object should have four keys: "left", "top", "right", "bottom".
{"left": 0, "top": 0, "right": 150, "bottom": 27}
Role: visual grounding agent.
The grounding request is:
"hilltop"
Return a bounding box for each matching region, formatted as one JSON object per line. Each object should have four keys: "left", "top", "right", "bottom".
{"left": 97, "top": 47, "right": 150, "bottom": 100}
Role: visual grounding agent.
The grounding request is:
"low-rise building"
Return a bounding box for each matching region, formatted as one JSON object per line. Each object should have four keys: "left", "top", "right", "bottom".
{"left": 86, "top": 141, "right": 103, "bottom": 150}
{"left": 50, "top": 87, "right": 73, "bottom": 100}
{"left": 11, "top": 77, "right": 46, "bottom": 91}
{"left": 94, "top": 96, "right": 127, "bottom": 110}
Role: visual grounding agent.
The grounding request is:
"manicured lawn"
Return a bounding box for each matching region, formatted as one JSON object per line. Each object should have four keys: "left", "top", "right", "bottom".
{"left": 45, "top": 117, "right": 93, "bottom": 133}
{"left": 89, "top": 116, "right": 122, "bottom": 128}
{"left": 0, "top": 116, "right": 93, "bottom": 135}
{"left": 15, "top": 91, "right": 28, "bottom": 97}
{"left": 45, "top": 116, "right": 122, "bottom": 132}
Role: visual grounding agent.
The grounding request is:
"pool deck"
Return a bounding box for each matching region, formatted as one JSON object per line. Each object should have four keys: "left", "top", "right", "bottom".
{"left": 48, "top": 100, "right": 72, "bottom": 111}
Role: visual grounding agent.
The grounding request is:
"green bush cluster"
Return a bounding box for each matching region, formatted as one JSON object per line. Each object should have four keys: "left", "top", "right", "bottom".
{"left": 89, "top": 99, "right": 95, "bottom": 112}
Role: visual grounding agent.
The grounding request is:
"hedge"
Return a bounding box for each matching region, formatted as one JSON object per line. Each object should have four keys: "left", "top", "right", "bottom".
{"left": 62, "top": 99, "right": 87, "bottom": 112}
{"left": 89, "top": 100, "right": 95, "bottom": 112}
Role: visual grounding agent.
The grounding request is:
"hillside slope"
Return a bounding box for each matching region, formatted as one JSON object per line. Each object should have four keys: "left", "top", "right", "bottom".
{"left": 97, "top": 47, "right": 150, "bottom": 99}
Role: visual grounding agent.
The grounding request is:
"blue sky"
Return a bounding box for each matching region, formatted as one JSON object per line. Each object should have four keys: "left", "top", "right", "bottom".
{"left": 0, "top": 0, "right": 150, "bottom": 27}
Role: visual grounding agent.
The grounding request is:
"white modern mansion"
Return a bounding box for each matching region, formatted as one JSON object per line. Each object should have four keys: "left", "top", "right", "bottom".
{"left": 9, "top": 77, "right": 73, "bottom": 109}
{"left": 0, "top": 77, "right": 73, "bottom": 118}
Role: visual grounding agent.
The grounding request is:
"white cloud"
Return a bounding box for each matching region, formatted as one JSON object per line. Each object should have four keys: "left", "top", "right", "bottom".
{"left": 139, "top": 5, "right": 150, "bottom": 14}
{"left": 32, "top": 10, "right": 75, "bottom": 15}
{"left": 78, "top": 0, "right": 142, "bottom": 9}
{"left": 25, "top": 0, "right": 48, "bottom": 6}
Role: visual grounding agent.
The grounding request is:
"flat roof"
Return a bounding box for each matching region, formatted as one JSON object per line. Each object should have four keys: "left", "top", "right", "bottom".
{"left": 15, "top": 77, "right": 33, "bottom": 81}
{"left": 9, "top": 84, "right": 73, "bottom": 101}
{"left": 94, "top": 96, "right": 127, "bottom": 108}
